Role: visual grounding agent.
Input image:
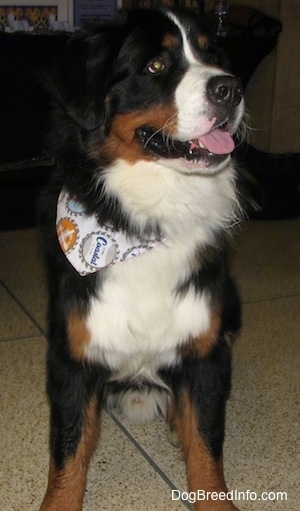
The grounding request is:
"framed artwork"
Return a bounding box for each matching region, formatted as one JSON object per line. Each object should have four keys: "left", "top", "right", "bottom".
{"left": 73, "top": 0, "right": 120, "bottom": 26}
{"left": 0, "top": 0, "right": 71, "bottom": 29}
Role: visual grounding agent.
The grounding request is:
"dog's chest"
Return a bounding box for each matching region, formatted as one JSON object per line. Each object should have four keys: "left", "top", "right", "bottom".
{"left": 85, "top": 240, "right": 211, "bottom": 378}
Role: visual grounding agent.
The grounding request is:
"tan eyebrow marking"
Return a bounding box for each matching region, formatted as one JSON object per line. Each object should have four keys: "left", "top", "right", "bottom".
{"left": 198, "top": 34, "right": 209, "bottom": 50}
{"left": 163, "top": 33, "right": 180, "bottom": 49}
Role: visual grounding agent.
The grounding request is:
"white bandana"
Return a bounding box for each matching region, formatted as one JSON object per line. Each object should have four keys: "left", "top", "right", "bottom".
{"left": 56, "top": 188, "right": 165, "bottom": 276}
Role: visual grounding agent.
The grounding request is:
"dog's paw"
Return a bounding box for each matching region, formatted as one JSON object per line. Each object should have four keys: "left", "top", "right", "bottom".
{"left": 167, "top": 426, "right": 181, "bottom": 448}
{"left": 107, "top": 388, "right": 168, "bottom": 423}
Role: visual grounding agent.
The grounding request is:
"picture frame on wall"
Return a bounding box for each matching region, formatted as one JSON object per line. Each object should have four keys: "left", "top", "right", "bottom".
{"left": 0, "top": 0, "right": 72, "bottom": 29}
{"left": 73, "top": 0, "right": 120, "bottom": 27}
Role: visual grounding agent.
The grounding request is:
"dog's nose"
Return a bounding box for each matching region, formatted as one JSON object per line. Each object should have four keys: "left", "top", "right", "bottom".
{"left": 207, "top": 76, "right": 243, "bottom": 107}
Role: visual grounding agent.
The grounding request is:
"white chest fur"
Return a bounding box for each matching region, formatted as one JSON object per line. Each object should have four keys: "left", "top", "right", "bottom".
{"left": 85, "top": 158, "right": 238, "bottom": 381}
{"left": 85, "top": 237, "right": 211, "bottom": 381}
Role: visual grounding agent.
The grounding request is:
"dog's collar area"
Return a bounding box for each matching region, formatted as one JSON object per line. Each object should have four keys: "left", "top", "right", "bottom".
{"left": 136, "top": 125, "right": 234, "bottom": 163}
{"left": 56, "top": 189, "right": 166, "bottom": 276}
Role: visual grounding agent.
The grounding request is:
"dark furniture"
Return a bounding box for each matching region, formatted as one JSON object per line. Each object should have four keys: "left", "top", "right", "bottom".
{"left": 0, "top": 32, "right": 68, "bottom": 230}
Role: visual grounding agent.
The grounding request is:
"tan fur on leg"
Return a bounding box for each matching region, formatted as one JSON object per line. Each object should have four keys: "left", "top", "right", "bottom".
{"left": 170, "top": 391, "right": 240, "bottom": 511}
{"left": 40, "top": 396, "right": 100, "bottom": 511}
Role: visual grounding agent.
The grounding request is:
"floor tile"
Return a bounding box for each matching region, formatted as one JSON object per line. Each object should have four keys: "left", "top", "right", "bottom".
{"left": 86, "top": 414, "right": 187, "bottom": 511}
{"left": 0, "top": 337, "right": 48, "bottom": 511}
{"left": 0, "top": 229, "right": 47, "bottom": 332}
{"left": 0, "top": 284, "right": 41, "bottom": 341}
{"left": 231, "top": 219, "right": 300, "bottom": 302}
{"left": 224, "top": 297, "right": 300, "bottom": 510}
{"left": 109, "top": 412, "right": 188, "bottom": 496}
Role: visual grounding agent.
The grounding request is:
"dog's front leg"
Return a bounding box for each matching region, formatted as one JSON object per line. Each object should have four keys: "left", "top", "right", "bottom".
{"left": 40, "top": 361, "right": 103, "bottom": 511}
{"left": 169, "top": 337, "right": 240, "bottom": 511}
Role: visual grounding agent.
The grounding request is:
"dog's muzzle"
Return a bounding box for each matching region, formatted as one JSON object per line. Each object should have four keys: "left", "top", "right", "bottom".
{"left": 135, "top": 75, "right": 243, "bottom": 166}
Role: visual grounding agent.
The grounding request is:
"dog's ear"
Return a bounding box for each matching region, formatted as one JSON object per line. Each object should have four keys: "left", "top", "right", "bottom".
{"left": 44, "top": 25, "right": 124, "bottom": 131}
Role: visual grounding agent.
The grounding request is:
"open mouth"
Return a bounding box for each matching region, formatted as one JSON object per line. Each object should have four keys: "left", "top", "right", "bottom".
{"left": 136, "top": 122, "right": 235, "bottom": 164}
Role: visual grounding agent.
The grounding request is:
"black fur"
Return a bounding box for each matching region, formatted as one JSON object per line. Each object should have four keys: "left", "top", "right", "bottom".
{"left": 39, "top": 8, "right": 243, "bottom": 510}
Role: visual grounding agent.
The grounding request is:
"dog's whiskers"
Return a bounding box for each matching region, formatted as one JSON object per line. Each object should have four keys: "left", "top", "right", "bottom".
{"left": 234, "top": 111, "right": 251, "bottom": 147}
{"left": 143, "top": 114, "right": 178, "bottom": 152}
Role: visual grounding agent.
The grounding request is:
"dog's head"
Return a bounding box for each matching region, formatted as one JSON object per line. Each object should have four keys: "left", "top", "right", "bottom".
{"left": 48, "top": 8, "right": 244, "bottom": 176}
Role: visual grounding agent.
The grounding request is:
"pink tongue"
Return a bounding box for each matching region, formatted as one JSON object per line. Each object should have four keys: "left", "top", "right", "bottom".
{"left": 199, "top": 129, "right": 235, "bottom": 155}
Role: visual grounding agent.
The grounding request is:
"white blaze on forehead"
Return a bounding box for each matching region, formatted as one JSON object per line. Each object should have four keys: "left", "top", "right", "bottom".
{"left": 165, "top": 10, "right": 244, "bottom": 151}
{"left": 166, "top": 11, "right": 231, "bottom": 142}
{"left": 174, "top": 63, "right": 223, "bottom": 142}
{"left": 166, "top": 11, "right": 200, "bottom": 65}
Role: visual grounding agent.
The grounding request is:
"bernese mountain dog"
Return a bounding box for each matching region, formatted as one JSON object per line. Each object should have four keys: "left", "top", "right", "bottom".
{"left": 39, "top": 7, "right": 245, "bottom": 511}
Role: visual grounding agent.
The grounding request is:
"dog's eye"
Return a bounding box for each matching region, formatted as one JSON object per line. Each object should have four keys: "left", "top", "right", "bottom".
{"left": 146, "top": 58, "right": 166, "bottom": 74}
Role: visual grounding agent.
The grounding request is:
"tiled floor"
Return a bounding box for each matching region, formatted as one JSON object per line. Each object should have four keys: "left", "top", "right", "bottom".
{"left": 0, "top": 220, "right": 299, "bottom": 511}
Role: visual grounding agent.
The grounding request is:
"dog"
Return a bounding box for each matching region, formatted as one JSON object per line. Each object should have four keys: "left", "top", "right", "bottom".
{"left": 39, "top": 7, "right": 245, "bottom": 511}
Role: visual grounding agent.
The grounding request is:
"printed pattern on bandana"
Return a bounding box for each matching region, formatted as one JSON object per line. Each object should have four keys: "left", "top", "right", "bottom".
{"left": 56, "top": 189, "right": 165, "bottom": 276}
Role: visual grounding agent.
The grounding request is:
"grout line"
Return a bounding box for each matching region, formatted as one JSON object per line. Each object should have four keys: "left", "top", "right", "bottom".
{"left": 0, "top": 333, "right": 44, "bottom": 344}
{"left": 242, "top": 292, "right": 300, "bottom": 305}
{"left": 108, "top": 410, "right": 192, "bottom": 510}
{"left": 0, "top": 277, "right": 46, "bottom": 337}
